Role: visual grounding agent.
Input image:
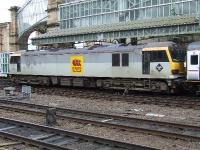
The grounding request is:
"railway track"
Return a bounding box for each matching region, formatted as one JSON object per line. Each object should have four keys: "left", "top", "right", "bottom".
{"left": 0, "top": 97, "right": 200, "bottom": 142}
{"left": 0, "top": 79, "right": 200, "bottom": 109}
{"left": 0, "top": 117, "right": 157, "bottom": 150}
{"left": 31, "top": 86, "right": 200, "bottom": 109}
{"left": 0, "top": 79, "right": 15, "bottom": 90}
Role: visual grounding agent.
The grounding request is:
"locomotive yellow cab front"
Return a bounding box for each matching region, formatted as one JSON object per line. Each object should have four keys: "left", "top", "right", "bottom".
{"left": 167, "top": 46, "right": 185, "bottom": 76}
{"left": 142, "top": 43, "right": 185, "bottom": 79}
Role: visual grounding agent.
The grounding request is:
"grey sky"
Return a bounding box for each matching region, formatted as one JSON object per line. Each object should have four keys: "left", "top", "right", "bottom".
{"left": 0, "top": 0, "right": 26, "bottom": 23}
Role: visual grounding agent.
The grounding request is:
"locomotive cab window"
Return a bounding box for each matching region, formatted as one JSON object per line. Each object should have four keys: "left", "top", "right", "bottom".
{"left": 150, "top": 51, "right": 169, "bottom": 62}
{"left": 191, "top": 55, "right": 198, "bottom": 65}
{"left": 112, "top": 53, "right": 120, "bottom": 66}
{"left": 169, "top": 45, "right": 185, "bottom": 62}
{"left": 122, "top": 53, "right": 129, "bottom": 66}
{"left": 10, "top": 56, "right": 20, "bottom": 64}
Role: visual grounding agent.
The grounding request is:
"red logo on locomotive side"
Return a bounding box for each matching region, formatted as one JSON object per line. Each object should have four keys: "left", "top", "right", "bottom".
{"left": 72, "top": 59, "right": 81, "bottom": 66}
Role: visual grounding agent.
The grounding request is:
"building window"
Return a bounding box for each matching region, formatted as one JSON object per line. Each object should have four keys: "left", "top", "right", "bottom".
{"left": 112, "top": 53, "right": 120, "bottom": 66}
{"left": 122, "top": 53, "right": 129, "bottom": 66}
{"left": 150, "top": 51, "right": 169, "bottom": 62}
{"left": 191, "top": 55, "right": 198, "bottom": 65}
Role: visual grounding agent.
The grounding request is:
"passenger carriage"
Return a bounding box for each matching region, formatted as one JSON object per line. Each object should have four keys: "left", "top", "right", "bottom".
{"left": 186, "top": 42, "right": 200, "bottom": 94}
{"left": 187, "top": 42, "right": 200, "bottom": 81}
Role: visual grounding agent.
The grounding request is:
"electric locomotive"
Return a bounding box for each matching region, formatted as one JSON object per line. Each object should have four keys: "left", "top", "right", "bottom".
{"left": 9, "top": 42, "right": 185, "bottom": 93}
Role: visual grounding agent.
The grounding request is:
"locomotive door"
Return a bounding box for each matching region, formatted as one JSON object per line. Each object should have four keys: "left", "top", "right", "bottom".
{"left": 187, "top": 51, "right": 200, "bottom": 80}
{"left": 142, "top": 52, "right": 150, "bottom": 74}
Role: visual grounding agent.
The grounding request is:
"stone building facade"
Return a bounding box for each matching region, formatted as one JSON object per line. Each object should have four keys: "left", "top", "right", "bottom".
{"left": 0, "top": 6, "right": 19, "bottom": 52}
{"left": 47, "top": 0, "right": 65, "bottom": 31}
{"left": 0, "top": 22, "right": 10, "bottom": 52}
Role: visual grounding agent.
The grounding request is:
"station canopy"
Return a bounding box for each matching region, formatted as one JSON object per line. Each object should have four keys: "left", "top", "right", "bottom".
{"left": 32, "top": 0, "right": 200, "bottom": 45}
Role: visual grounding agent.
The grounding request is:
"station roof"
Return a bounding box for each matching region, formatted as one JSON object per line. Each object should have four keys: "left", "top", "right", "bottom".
{"left": 32, "top": 15, "right": 198, "bottom": 44}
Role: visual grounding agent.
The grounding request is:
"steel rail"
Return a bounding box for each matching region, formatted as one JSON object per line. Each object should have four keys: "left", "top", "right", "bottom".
{"left": 31, "top": 86, "right": 200, "bottom": 109}
{"left": 0, "top": 99, "right": 200, "bottom": 141}
{"left": 0, "top": 117, "right": 158, "bottom": 150}
{"left": 1, "top": 82, "right": 200, "bottom": 109}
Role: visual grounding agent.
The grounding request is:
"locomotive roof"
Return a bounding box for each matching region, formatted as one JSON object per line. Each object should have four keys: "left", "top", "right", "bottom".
{"left": 22, "top": 44, "right": 145, "bottom": 56}
{"left": 188, "top": 41, "right": 200, "bottom": 51}
{"left": 21, "top": 42, "right": 175, "bottom": 56}
{"left": 145, "top": 41, "right": 175, "bottom": 48}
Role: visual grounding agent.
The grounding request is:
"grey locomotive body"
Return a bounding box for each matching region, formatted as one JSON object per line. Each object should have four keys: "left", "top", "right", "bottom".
{"left": 9, "top": 42, "right": 185, "bottom": 93}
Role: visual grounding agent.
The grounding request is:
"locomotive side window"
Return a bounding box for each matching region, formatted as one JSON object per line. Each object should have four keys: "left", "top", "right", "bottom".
{"left": 112, "top": 54, "right": 120, "bottom": 66}
{"left": 10, "top": 56, "right": 21, "bottom": 72}
{"left": 191, "top": 55, "right": 198, "bottom": 65}
{"left": 122, "top": 53, "right": 129, "bottom": 66}
{"left": 150, "top": 51, "right": 168, "bottom": 62}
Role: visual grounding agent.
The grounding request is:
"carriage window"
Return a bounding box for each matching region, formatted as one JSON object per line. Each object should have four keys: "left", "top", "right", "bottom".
{"left": 191, "top": 55, "right": 198, "bottom": 65}
{"left": 112, "top": 54, "right": 120, "bottom": 66}
{"left": 150, "top": 51, "right": 169, "bottom": 62}
{"left": 122, "top": 53, "right": 129, "bottom": 66}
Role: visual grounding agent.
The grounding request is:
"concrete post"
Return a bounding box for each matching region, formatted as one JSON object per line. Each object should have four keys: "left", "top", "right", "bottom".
{"left": 46, "top": 107, "right": 57, "bottom": 126}
{"left": 9, "top": 6, "right": 20, "bottom": 52}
